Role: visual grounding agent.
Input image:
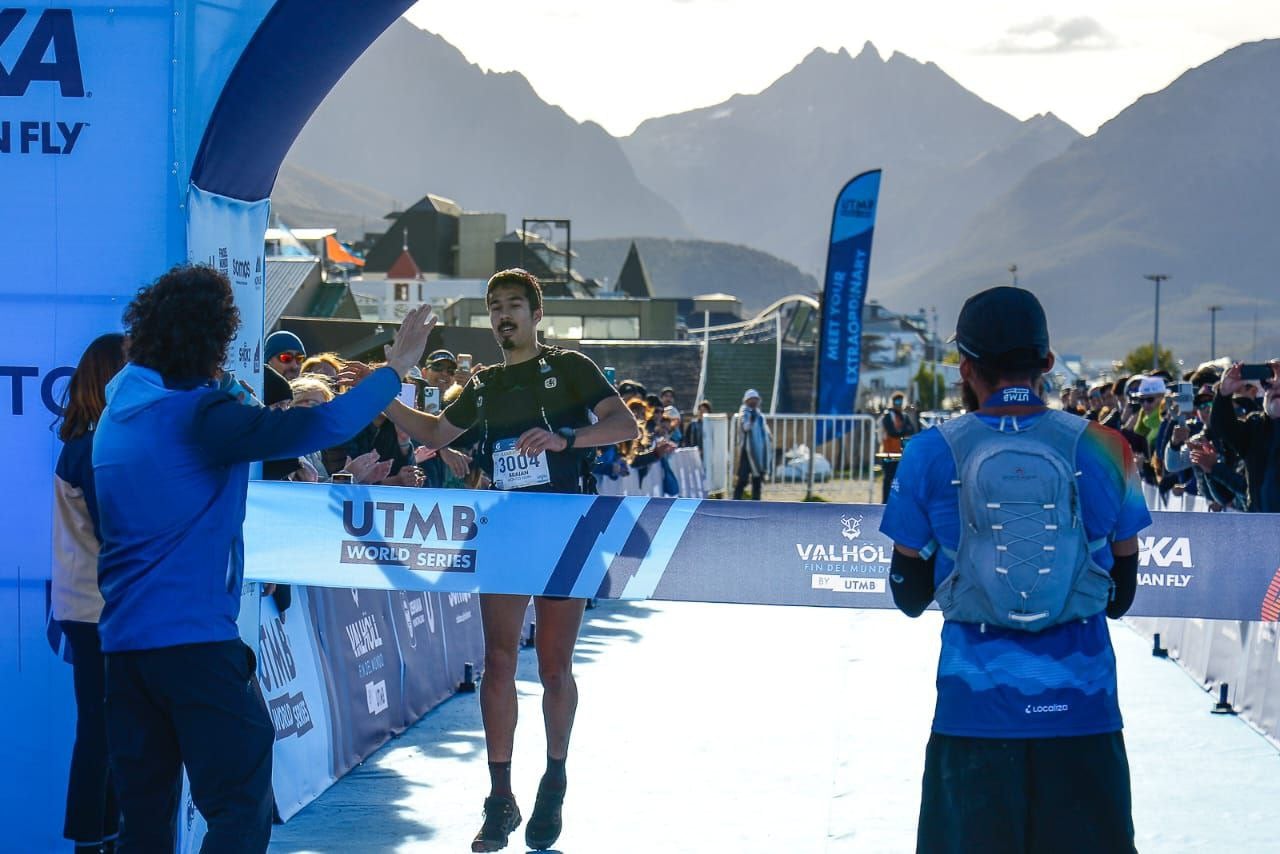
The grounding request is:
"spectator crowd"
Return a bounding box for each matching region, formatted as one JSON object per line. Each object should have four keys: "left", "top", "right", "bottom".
{"left": 1055, "top": 360, "right": 1280, "bottom": 513}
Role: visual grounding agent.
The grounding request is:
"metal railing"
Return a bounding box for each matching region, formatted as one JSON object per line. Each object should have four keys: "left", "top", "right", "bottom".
{"left": 725, "top": 413, "right": 876, "bottom": 503}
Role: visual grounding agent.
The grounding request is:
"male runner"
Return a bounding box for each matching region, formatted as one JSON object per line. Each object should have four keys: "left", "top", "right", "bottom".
{"left": 879, "top": 287, "right": 1149, "bottom": 853}
{"left": 381, "top": 268, "right": 637, "bottom": 852}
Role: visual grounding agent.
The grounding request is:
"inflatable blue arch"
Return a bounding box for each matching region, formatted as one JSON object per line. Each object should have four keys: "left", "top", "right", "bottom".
{"left": 1, "top": 3, "right": 415, "bottom": 846}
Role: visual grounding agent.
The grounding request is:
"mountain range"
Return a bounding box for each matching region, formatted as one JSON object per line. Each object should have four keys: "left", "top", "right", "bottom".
{"left": 279, "top": 21, "right": 1279, "bottom": 362}
{"left": 282, "top": 19, "right": 688, "bottom": 241}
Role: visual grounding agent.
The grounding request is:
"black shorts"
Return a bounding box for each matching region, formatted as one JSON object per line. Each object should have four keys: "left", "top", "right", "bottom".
{"left": 916, "top": 731, "right": 1135, "bottom": 854}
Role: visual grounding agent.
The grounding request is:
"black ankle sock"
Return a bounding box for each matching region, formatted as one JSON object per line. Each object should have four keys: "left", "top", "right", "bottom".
{"left": 488, "top": 760, "right": 513, "bottom": 797}
{"left": 544, "top": 755, "right": 567, "bottom": 787}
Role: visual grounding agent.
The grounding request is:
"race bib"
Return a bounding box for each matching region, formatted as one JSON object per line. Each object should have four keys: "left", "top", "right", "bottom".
{"left": 492, "top": 438, "right": 551, "bottom": 490}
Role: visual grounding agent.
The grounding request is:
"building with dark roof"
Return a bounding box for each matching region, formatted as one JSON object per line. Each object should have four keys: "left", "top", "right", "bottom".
{"left": 494, "top": 230, "right": 601, "bottom": 298}
{"left": 615, "top": 241, "right": 653, "bottom": 298}
{"left": 362, "top": 194, "right": 461, "bottom": 274}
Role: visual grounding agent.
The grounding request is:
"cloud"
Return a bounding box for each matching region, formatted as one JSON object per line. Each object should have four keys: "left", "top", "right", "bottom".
{"left": 986, "top": 16, "right": 1118, "bottom": 54}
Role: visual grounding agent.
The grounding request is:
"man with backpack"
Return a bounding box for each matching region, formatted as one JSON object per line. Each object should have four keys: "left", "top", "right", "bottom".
{"left": 879, "top": 287, "right": 1150, "bottom": 853}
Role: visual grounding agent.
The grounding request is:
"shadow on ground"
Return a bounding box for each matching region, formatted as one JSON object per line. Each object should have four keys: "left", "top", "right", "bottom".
{"left": 268, "top": 600, "right": 656, "bottom": 853}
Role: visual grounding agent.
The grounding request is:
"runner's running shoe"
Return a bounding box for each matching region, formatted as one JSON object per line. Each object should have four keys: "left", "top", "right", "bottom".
{"left": 525, "top": 777, "right": 566, "bottom": 850}
{"left": 471, "top": 795, "right": 521, "bottom": 852}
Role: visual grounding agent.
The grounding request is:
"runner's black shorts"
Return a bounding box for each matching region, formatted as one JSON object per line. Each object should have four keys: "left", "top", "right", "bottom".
{"left": 916, "top": 731, "right": 1136, "bottom": 854}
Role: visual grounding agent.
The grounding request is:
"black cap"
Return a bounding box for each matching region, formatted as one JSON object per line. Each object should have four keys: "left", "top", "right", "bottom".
{"left": 950, "top": 286, "right": 1050, "bottom": 361}
{"left": 426, "top": 349, "right": 456, "bottom": 367}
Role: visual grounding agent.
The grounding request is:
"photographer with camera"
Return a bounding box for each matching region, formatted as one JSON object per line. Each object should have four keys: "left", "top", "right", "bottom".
{"left": 1211, "top": 361, "right": 1280, "bottom": 513}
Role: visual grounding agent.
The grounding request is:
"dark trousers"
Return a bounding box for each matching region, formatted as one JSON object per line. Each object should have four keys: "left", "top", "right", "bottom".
{"left": 733, "top": 448, "right": 763, "bottom": 500}
{"left": 62, "top": 620, "right": 121, "bottom": 846}
{"left": 105, "top": 640, "right": 275, "bottom": 854}
{"left": 881, "top": 459, "right": 900, "bottom": 504}
{"left": 917, "top": 731, "right": 1136, "bottom": 854}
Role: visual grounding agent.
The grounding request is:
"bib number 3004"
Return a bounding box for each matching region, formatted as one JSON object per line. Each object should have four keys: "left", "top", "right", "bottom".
{"left": 492, "top": 438, "right": 551, "bottom": 490}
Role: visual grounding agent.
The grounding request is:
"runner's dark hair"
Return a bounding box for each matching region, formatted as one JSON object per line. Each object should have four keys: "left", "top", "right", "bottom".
{"left": 486, "top": 268, "right": 543, "bottom": 312}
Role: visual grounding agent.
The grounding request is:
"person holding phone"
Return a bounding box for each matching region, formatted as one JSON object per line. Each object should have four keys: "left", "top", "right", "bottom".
{"left": 1211, "top": 360, "right": 1280, "bottom": 512}
{"left": 93, "top": 266, "right": 434, "bottom": 852}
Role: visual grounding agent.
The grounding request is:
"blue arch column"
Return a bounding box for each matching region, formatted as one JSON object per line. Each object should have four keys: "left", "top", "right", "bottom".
{"left": 1, "top": 2, "right": 412, "bottom": 847}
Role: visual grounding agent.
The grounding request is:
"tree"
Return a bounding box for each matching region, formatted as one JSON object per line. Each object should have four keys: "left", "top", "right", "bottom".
{"left": 913, "top": 363, "right": 946, "bottom": 410}
{"left": 1121, "top": 344, "right": 1177, "bottom": 376}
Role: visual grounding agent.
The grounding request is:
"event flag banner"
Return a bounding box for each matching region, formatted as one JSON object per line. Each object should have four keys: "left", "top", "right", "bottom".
{"left": 816, "top": 169, "right": 881, "bottom": 424}
{"left": 187, "top": 185, "right": 270, "bottom": 396}
{"left": 245, "top": 482, "right": 1280, "bottom": 623}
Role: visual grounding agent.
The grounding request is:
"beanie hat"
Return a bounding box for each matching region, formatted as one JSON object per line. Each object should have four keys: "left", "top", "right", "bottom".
{"left": 265, "top": 330, "right": 305, "bottom": 362}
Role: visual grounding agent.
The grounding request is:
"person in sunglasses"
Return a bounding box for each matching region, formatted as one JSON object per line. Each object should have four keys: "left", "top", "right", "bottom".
{"left": 265, "top": 330, "right": 306, "bottom": 381}
{"left": 424, "top": 348, "right": 461, "bottom": 396}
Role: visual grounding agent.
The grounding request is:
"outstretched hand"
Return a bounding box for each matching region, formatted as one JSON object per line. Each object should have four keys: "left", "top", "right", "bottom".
{"left": 385, "top": 305, "right": 436, "bottom": 380}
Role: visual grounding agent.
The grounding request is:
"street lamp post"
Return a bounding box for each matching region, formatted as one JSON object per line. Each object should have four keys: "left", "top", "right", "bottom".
{"left": 1144, "top": 274, "right": 1169, "bottom": 370}
{"left": 1208, "top": 305, "right": 1222, "bottom": 362}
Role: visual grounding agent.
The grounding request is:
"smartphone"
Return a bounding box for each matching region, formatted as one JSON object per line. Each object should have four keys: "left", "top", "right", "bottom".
{"left": 457, "top": 353, "right": 472, "bottom": 371}
{"left": 1170, "top": 381, "right": 1194, "bottom": 411}
{"left": 399, "top": 382, "right": 418, "bottom": 409}
{"left": 422, "top": 385, "right": 441, "bottom": 414}
{"left": 604, "top": 366, "right": 617, "bottom": 385}
{"left": 1240, "top": 364, "right": 1273, "bottom": 382}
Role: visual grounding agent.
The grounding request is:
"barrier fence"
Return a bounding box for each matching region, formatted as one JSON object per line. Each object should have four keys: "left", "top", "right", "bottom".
{"left": 1127, "top": 486, "right": 1280, "bottom": 750}
{"left": 595, "top": 448, "right": 708, "bottom": 499}
{"left": 727, "top": 413, "right": 876, "bottom": 502}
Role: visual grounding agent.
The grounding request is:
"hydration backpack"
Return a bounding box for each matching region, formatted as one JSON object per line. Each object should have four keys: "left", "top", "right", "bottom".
{"left": 932, "top": 410, "right": 1113, "bottom": 631}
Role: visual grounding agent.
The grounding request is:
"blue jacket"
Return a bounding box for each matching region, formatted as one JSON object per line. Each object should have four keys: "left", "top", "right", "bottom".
{"left": 94, "top": 363, "right": 400, "bottom": 653}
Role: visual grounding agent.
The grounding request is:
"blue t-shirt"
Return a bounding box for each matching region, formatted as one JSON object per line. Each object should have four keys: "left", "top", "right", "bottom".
{"left": 880, "top": 411, "right": 1152, "bottom": 738}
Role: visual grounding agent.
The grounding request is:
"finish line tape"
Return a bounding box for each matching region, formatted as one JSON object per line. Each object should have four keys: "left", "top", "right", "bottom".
{"left": 244, "top": 481, "right": 1280, "bottom": 622}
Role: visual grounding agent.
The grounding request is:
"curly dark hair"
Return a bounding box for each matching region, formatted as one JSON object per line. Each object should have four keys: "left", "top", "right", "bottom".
{"left": 123, "top": 265, "right": 240, "bottom": 380}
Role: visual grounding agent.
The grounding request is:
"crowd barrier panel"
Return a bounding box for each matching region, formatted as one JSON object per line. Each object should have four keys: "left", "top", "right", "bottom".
{"left": 595, "top": 448, "right": 707, "bottom": 498}
{"left": 1129, "top": 486, "right": 1280, "bottom": 749}
{"left": 727, "top": 413, "right": 876, "bottom": 501}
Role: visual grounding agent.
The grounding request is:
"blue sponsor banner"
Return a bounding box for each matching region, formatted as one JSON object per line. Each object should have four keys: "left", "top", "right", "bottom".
{"left": 389, "top": 590, "right": 455, "bottom": 724}
{"left": 307, "top": 586, "right": 406, "bottom": 776}
{"left": 245, "top": 483, "right": 1280, "bottom": 623}
{"left": 258, "top": 589, "right": 337, "bottom": 821}
{"left": 816, "top": 170, "right": 881, "bottom": 426}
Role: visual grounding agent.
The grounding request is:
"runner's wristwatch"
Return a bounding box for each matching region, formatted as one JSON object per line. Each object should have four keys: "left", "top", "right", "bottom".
{"left": 556, "top": 426, "right": 576, "bottom": 450}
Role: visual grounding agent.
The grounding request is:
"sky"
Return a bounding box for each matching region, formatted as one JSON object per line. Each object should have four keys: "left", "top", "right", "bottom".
{"left": 404, "top": 0, "right": 1280, "bottom": 137}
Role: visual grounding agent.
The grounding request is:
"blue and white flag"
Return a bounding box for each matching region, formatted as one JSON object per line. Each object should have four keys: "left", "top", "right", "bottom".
{"left": 816, "top": 170, "right": 882, "bottom": 420}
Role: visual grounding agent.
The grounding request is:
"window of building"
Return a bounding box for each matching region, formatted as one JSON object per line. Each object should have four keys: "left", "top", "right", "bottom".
{"left": 583, "top": 316, "right": 640, "bottom": 339}
{"left": 541, "top": 315, "right": 584, "bottom": 339}
{"left": 395, "top": 282, "right": 409, "bottom": 301}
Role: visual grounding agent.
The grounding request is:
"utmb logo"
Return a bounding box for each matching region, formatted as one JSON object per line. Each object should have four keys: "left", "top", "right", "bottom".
{"left": 0, "top": 8, "right": 84, "bottom": 97}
